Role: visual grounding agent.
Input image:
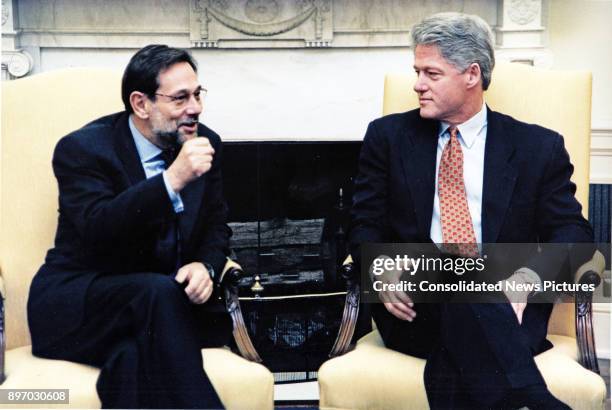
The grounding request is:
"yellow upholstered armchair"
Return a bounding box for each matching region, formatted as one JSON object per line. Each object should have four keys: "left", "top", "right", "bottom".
{"left": 0, "top": 69, "right": 273, "bottom": 409}
{"left": 318, "top": 63, "right": 607, "bottom": 409}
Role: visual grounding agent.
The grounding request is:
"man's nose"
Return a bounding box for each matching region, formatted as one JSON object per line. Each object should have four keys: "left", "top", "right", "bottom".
{"left": 413, "top": 73, "right": 427, "bottom": 93}
{"left": 185, "top": 94, "right": 203, "bottom": 115}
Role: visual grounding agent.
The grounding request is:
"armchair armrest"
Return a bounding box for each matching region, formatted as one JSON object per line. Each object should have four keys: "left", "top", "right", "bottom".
{"left": 574, "top": 249, "right": 604, "bottom": 286}
{"left": 574, "top": 250, "right": 605, "bottom": 374}
{"left": 329, "top": 255, "right": 360, "bottom": 357}
{"left": 219, "top": 259, "right": 262, "bottom": 363}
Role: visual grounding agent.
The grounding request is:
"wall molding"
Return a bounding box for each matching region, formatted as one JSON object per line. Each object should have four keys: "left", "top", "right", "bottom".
{"left": 590, "top": 128, "right": 612, "bottom": 184}
{"left": 591, "top": 128, "right": 612, "bottom": 156}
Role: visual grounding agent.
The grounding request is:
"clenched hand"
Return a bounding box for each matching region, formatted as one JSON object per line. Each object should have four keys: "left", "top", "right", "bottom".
{"left": 165, "top": 137, "right": 215, "bottom": 193}
{"left": 175, "top": 262, "right": 214, "bottom": 304}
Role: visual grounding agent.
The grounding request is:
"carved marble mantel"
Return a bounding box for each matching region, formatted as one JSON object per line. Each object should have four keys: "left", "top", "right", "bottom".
{"left": 9, "top": 0, "right": 546, "bottom": 48}
{"left": 2, "top": 0, "right": 550, "bottom": 79}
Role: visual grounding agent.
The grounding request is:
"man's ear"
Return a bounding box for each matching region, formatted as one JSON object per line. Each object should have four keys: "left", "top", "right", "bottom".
{"left": 130, "top": 91, "right": 150, "bottom": 119}
{"left": 465, "top": 63, "right": 482, "bottom": 90}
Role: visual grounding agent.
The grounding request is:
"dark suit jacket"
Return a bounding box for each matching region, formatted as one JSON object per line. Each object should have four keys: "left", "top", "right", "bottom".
{"left": 28, "top": 112, "right": 231, "bottom": 351}
{"left": 350, "top": 107, "right": 593, "bottom": 282}
{"left": 349, "top": 107, "right": 594, "bottom": 357}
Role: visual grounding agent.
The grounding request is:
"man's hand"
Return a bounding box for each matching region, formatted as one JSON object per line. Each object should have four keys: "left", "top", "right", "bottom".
{"left": 165, "top": 137, "right": 215, "bottom": 193}
{"left": 175, "top": 262, "right": 214, "bottom": 304}
{"left": 509, "top": 301, "right": 527, "bottom": 325}
{"left": 371, "top": 255, "right": 417, "bottom": 321}
{"left": 383, "top": 296, "right": 416, "bottom": 322}
{"left": 502, "top": 272, "right": 532, "bottom": 324}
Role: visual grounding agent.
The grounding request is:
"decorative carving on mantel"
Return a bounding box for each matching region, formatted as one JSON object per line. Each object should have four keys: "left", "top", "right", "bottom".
{"left": 208, "top": 3, "right": 315, "bottom": 36}
{"left": 245, "top": 0, "right": 281, "bottom": 23}
{"left": 190, "top": 0, "right": 332, "bottom": 48}
{"left": 1, "top": 50, "right": 34, "bottom": 80}
{"left": 495, "top": 0, "right": 544, "bottom": 49}
{"left": 507, "top": 0, "right": 540, "bottom": 25}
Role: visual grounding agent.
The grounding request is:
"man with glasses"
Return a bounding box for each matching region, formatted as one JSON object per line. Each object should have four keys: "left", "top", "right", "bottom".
{"left": 28, "top": 45, "right": 231, "bottom": 409}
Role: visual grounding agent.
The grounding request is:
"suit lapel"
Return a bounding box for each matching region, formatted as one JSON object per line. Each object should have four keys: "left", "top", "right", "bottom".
{"left": 398, "top": 115, "right": 438, "bottom": 239}
{"left": 114, "top": 114, "right": 205, "bottom": 244}
{"left": 482, "top": 108, "right": 518, "bottom": 243}
{"left": 113, "top": 113, "right": 147, "bottom": 185}
{"left": 178, "top": 176, "right": 205, "bottom": 245}
{"left": 177, "top": 131, "right": 210, "bottom": 244}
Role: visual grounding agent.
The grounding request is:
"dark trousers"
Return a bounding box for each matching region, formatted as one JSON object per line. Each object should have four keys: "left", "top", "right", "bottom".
{"left": 38, "top": 272, "right": 232, "bottom": 409}
{"left": 372, "top": 302, "right": 554, "bottom": 409}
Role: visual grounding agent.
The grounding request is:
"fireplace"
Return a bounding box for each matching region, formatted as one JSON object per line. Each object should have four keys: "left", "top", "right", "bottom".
{"left": 222, "top": 141, "right": 368, "bottom": 376}
{"left": 223, "top": 141, "right": 362, "bottom": 292}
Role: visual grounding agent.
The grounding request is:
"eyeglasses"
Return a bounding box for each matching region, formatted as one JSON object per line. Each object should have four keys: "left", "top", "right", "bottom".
{"left": 154, "top": 86, "right": 207, "bottom": 108}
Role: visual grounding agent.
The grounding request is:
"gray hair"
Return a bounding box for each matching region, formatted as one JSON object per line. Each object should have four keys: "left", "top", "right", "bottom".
{"left": 411, "top": 12, "right": 495, "bottom": 90}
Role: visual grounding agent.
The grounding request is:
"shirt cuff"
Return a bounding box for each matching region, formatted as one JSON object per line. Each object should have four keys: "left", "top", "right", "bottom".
{"left": 514, "top": 267, "right": 542, "bottom": 293}
{"left": 162, "top": 170, "right": 184, "bottom": 213}
{"left": 203, "top": 262, "right": 215, "bottom": 281}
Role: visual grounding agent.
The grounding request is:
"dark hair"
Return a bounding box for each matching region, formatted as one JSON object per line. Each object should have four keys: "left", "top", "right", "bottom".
{"left": 121, "top": 44, "right": 198, "bottom": 113}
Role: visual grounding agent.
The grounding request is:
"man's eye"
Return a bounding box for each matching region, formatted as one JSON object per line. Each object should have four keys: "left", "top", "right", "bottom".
{"left": 193, "top": 91, "right": 201, "bottom": 100}
{"left": 174, "top": 95, "right": 188, "bottom": 104}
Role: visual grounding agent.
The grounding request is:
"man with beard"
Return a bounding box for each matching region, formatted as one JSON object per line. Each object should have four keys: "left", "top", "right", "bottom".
{"left": 27, "top": 45, "right": 232, "bottom": 409}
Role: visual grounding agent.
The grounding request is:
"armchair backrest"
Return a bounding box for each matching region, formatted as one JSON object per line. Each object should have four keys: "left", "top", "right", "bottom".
{"left": 382, "top": 62, "right": 593, "bottom": 338}
{"left": 0, "top": 69, "right": 123, "bottom": 349}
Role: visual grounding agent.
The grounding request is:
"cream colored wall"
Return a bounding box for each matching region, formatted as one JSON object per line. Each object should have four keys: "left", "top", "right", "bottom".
{"left": 549, "top": 0, "right": 612, "bottom": 356}
{"left": 548, "top": 0, "right": 612, "bottom": 188}
{"left": 548, "top": 0, "right": 612, "bottom": 130}
{"left": 549, "top": 1, "right": 612, "bottom": 359}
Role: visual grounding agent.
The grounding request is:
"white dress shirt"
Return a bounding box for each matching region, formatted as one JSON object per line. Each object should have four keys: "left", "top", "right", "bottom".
{"left": 430, "top": 102, "right": 487, "bottom": 245}
{"left": 129, "top": 116, "right": 184, "bottom": 213}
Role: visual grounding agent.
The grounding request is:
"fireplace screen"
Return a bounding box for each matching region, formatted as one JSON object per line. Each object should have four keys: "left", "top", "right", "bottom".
{"left": 223, "top": 141, "right": 362, "bottom": 291}
{"left": 222, "top": 141, "right": 366, "bottom": 378}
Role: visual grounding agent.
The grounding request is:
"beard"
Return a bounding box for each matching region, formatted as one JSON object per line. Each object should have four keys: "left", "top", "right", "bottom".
{"left": 154, "top": 128, "right": 181, "bottom": 149}
{"left": 150, "top": 111, "right": 199, "bottom": 149}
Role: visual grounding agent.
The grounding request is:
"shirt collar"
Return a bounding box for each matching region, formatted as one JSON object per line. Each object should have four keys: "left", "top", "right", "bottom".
{"left": 438, "top": 101, "right": 487, "bottom": 149}
{"left": 129, "top": 115, "right": 162, "bottom": 163}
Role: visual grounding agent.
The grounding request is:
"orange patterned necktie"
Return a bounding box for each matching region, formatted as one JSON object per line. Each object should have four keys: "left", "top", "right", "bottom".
{"left": 438, "top": 126, "right": 479, "bottom": 257}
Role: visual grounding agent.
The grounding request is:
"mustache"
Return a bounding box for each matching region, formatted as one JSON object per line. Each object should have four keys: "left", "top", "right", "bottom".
{"left": 154, "top": 117, "right": 199, "bottom": 149}
{"left": 177, "top": 117, "right": 199, "bottom": 127}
